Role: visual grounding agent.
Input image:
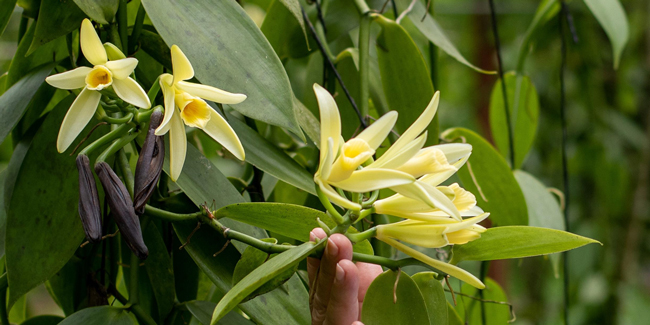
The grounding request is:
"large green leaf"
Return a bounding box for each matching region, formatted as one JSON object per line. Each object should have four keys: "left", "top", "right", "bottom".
{"left": 72, "top": 0, "right": 118, "bottom": 24}
{"left": 226, "top": 112, "right": 315, "bottom": 195}
{"left": 442, "top": 128, "right": 527, "bottom": 226}
{"left": 393, "top": 0, "right": 494, "bottom": 74}
{"left": 514, "top": 170, "right": 565, "bottom": 275}
{"left": 584, "top": 0, "right": 629, "bottom": 69}
{"left": 454, "top": 278, "right": 510, "bottom": 325}
{"left": 412, "top": 272, "right": 447, "bottom": 325}
{"left": 173, "top": 220, "right": 311, "bottom": 325}
{"left": 6, "top": 96, "right": 107, "bottom": 307}
{"left": 58, "top": 306, "right": 137, "bottom": 325}
{"left": 185, "top": 300, "right": 253, "bottom": 325}
{"left": 27, "top": 0, "right": 86, "bottom": 55}
{"left": 261, "top": 0, "right": 310, "bottom": 59}
{"left": 46, "top": 256, "right": 86, "bottom": 316}
{"left": 293, "top": 97, "right": 320, "bottom": 147}
{"left": 447, "top": 301, "right": 463, "bottom": 325}
{"left": 361, "top": 270, "right": 430, "bottom": 325}
{"left": 375, "top": 15, "right": 438, "bottom": 145}
{"left": 0, "top": 63, "right": 54, "bottom": 145}
{"left": 143, "top": 223, "right": 175, "bottom": 319}
{"left": 142, "top": 0, "right": 301, "bottom": 134}
{"left": 450, "top": 226, "right": 600, "bottom": 263}
{"left": 210, "top": 240, "right": 323, "bottom": 324}
{"left": 0, "top": 0, "right": 17, "bottom": 38}
{"left": 21, "top": 315, "right": 65, "bottom": 325}
{"left": 489, "top": 72, "right": 540, "bottom": 168}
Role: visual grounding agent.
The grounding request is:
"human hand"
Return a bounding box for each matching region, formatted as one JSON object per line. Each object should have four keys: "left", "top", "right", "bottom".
{"left": 308, "top": 228, "right": 383, "bottom": 325}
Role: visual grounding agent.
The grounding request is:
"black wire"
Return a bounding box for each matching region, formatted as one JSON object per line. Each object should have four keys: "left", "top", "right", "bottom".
{"left": 488, "top": 0, "right": 515, "bottom": 168}
{"left": 559, "top": 1, "right": 571, "bottom": 324}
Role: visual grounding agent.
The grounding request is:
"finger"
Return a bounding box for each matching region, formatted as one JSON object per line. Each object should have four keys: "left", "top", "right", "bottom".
{"left": 307, "top": 228, "right": 328, "bottom": 288}
{"left": 356, "top": 262, "right": 384, "bottom": 305}
{"left": 352, "top": 322, "right": 365, "bottom": 325}
{"left": 311, "top": 234, "right": 354, "bottom": 325}
{"left": 324, "top": 260, "right": 360, "bottom": 325}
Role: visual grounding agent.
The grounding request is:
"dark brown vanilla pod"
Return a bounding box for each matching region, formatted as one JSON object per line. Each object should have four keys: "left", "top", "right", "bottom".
{"left": 133, "top": 110, "right": 165, "bottom": 215}
{"left": 76, "top": 154, "right": 102, "bottom": 243}
{"left": 95, "top": 162, "right": 149, "bottom": 260}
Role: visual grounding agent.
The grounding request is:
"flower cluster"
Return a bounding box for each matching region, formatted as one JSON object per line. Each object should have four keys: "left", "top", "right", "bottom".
{"left": 313, "top": 84, "right": 489, "bottom": 288}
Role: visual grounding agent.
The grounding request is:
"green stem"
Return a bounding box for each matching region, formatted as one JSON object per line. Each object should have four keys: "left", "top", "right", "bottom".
{"left": 129, "top": 252, "right": 139, "bottom": 304}
{"left": 117, "top": 0, "right": 129, "bottom": 53}
{"left": 135, "top": 105, "right": 163, "bottom": 125}
{"left": 358, "top": 13, "right": 371, "bottom": 122}
{"left": 130, "top": 3, "right": 147, "bottom": 54}
{"left": 131, "top": 305, "right": 157, "bottom": 325}
{"left": 97, "top": 106, "right": 134, "bottom": 124}
{"left": 17, "top": 16, "right": 28, "bottom": 44}
{"left": 110, "top": 23, "right": 123, "bottom": 51}
{"left": 147, "top": 77, "right": 161, "bottom": 103}
{"left": 355, "top": 207, "right": 375, "bottom": 222}
{"left": 346, "top": 227, "right": 376, "bottom": 242}
{"left": 353, "top": 0, "right": 370, "bottom": 14}
{"left": 144, "top": 205, "right": 204, "bottom": 222}
{"left": 66, "top": 33, "right": 77, "bottom": 68}
{"left": 116, "top": 149, "right": 135, "bottom": 196}
{"left": 315, "top": 185, "right": 345, "bottom": 224}
{"left": 78, "top": 123, "right": 133, "bottom": 157}
{"left": 96, "top": 130, "right": 139, "bottom": 164}
{"left": 362, "top": 190, "right": 379, "bottom": 208}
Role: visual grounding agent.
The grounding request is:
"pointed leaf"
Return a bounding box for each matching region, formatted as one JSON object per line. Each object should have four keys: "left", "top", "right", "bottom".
{"left": 72, "top": 0, "right": 118, "bottom": 25}
{"left": 412, "top": 272, "right": 448, "bottom": 325}
{"left": 451, "top": 226, "right": 600, "bottom": 263}
{"left": 142, "top": 0, "right": 301, "bottom": 134}
{"left": 185, "top": 300, "right": 253, "bottom": 325}
{"left": 143, "top": 223, "right": 175, "bottom": 319}
{"left": 454, "top": 278, "right": 510, "bottom": 324}
{"left": 58, "top": 306, "right": 137, "bottom": 325}
{"left": 27, "top": 0, "right": 87, "bottom": 55}
{"left": 0, "top": 0, "right": 17, "bottom": 38}
{"left": 584, "top": 0, "right": 629, "bottom": 69}
{"left": 361, "top": 270, "right": 431, "bottom": 325}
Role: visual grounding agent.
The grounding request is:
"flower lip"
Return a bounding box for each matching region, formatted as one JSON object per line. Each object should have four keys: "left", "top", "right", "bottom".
{"left": 85, "top": 65, "right": 113, "bottom": 90}
{"left": 177, "top": 94, "right": 211, "bottom": 128}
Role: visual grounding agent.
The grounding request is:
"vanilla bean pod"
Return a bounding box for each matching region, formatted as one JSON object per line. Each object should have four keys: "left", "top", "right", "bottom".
{"left": 133, "top": 110, "right": 165, "bottom": 215}
{"left": 76, "top": 154, "right": 102, "bottom": 243}
{"left": 95, "top": 162, "right": 148, "bottom": 259}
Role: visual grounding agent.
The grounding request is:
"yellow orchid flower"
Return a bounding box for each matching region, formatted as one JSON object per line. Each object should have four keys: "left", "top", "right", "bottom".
{"left": 376, "top": 213, "right": 489, "bottom": 289}
{"left": 154, "top": 45, "right": 247, "bottom": 181}
{"left": 45, "top": 19, "right": 150, "bottom": 153}
{"left": 312, "top": 84, "right": 416, "bottom": 210}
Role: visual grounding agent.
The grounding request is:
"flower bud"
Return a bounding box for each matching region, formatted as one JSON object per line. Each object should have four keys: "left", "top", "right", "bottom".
{"left": 133, "top": 110, "right": 165, "bottom": 215}
{"left": 76, "top": 154, "right": 102, "bottom": 243}
{"left": 95, "top": 162, "right": 149, "bottom": 259}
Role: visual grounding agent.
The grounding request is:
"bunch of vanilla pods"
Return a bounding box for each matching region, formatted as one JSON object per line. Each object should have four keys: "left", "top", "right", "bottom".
{"left": 76, "top": 111, "right": 165, "bottom": 260}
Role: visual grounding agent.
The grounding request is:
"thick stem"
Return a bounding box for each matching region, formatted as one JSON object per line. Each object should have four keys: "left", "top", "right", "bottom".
{"left": 116, "top": 148, "right": 135, "bottom": 196}
{"left": 95, "top": 130, "right": 139, "bottom": 165}
{"left": 353, "top": 0, "right": 371, "bottom": 14}
{"left": 144, "top": 205, "right": 204, "bottom": 222}
{"left": 315, "top": 185, "right": 345, "bottom": 224}
{"left": 78, "top": 123, "right": 133, "bottom": 157}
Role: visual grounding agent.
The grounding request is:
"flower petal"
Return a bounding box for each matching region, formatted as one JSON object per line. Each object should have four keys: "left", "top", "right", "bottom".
{"left": 57, "top": 87, "right": 101, "bottom": 153}
{"left": 377, "top": 222, "right": 448, "bottom": 248}
{"left": 171, "top": 45, "right": 194, "bottom": 83}
{"left": 103, "top": 42, "right": 126, "bottom": 60}
{"left": 316, "top": 179, "right": 361, "bottom": 211}
{"left": 355, "top": 111, "right": 398, "bottom": 150}
{"left": 315, "top": 137, "right": 336, "bottom": 181}
{"left": 368, "top": 132, "right": 427, "bottom": 169}
{"left": 313, "top": 84, "right": 341, "bottom": 165}
{"left": 112, "top": 77, "right": 151, "bottom": 108}
{"left": 168, "top": 112, "right": 187, "bottom": 181}
{"left": 202, "top": 108, "right": 245, "bottom": 160}
{"left": 443, "top": 213, "right": 490, "bottom": 233}
{"left": 45, "top": 67, "right": 91, "bottom": 89}
{"left": 382, "top": 237, "right": 485, "bottom": 289}
{"left": 436, "top": 143, "right": 472, "bottom": 163}
{"left": 80, "top": 19, "right": 107, "bottom": 66}
{"left": 176, "top": 81, "right": 247, "bottom": 105}
{"left": 105, "top": 58, "right": 138, "bottom": 80}
{"left": 380, "top": 91, "right": 439, "bottom": 160}
{"left": 155, "top": 74, "right": 175, "bottom": 136}
{"left": 330, "top": 169, "right": 414, "bottom": 193}
{"left": 392, "top": 181, "right": 461, "bottom": 220}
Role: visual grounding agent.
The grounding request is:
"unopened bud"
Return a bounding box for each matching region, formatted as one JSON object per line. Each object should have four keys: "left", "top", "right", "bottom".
{"left": 95, "top": 162, "right": 149, "bottom": 259}
{"left": 133, "top": 110, "right": 165, "bottom": 215}
{"left": 76, "top": 155, "right": 102, "bottom": 243}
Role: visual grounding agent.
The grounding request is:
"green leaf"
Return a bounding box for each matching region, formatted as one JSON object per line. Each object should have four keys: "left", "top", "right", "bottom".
{"left": 447, "top": 301, "right": 463, "bottom": 325}
{"left": 332, "top": 49, "right": 368, "bottom": 140}
{"left": 6, "top": 95, "right": 107, "bottom": 308}
{"left": 515, "top": 0, "right": 560, "bottom": 71}
{"left": 441, "top": 127, "right": 528, "bottom": 226}
{"left": 21, "top": 315, "right": 65, "bottom": 325}
{"left": 232, "top": 239, "right": 297, "bottom": 302}
{"left": 210, "top": 240, "right": 324, "bottom": 324}
{"left": 412, "top": 272, "right": 447, "bottom": 325}
{"left": 584, "top": 0, "right": 629, "bottom": 69}
{"left": 139, "top": 29, "right": 172, "bottom": 69}
{"left": 375, "top": 15, "right": 438, "bottom": 145}
{"left": 27, "top": 0, "right": 87, "bottom": 55}
{"left": 0, "top": 0, "right": 17, "bottom": 38}
{"left": 451, "top": 226, "right": 600, "bottom": 263}
{"left": 141, "top": 0, "right": 301, "bottom": 135}
{"left": 361, "top": 270, "right": 430, "bottom": 325}
{"left": 454, "top": 278, "right": 510, "bottom": 325}
{"left": 226, "top": 112, "right": 315, "bottom": 195}
{"left": 72, "top": 0, "right": 118, "bottom": 24}
{"left": 0, "top": 170, "right": 8, "bottom": 258}
{"left": 185, "top": 300, "right": 253, "bottom": 325}
{"left": 514, "top": 170, "right": 565, "bottom": 275}
{"left": 58, "top": 306, "right": 138, "bottom": 325}
{"left": 0, "top": 63, "right": 54, "bottom": 145}
{"left": 293, "top": 97, "right": 320, "bottom": 147}
{"left": 489, "top": 72, "right": 540, "bottom": 168}
{"left": 46, "top": 256, "right": 86, "bottom": 316}
{"left": 261, "top": 0, "right": 310, "bottom": 59}
{"left": 143, "top": 223, "right": 176, "bottom": 319}
{"left": 173, "top": 220, "right": 311, "bottom": 325}
{"left": 393, "top": 0, "right": 494, "bottom": 74}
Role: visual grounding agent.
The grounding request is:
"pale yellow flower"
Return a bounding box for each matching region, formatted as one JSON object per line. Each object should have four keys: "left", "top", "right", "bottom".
{"left": 45, "top": 19, "right": 150, "bottom": 152}
{"left": 154, "top": 45, "right": 247, "bottom": 181}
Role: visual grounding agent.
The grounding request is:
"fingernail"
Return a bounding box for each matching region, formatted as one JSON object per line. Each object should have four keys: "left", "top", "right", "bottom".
{"left": 335, "top": 263, "right": 345, "bottom": 282}
{"left": 327, "top": 239, "right": 339, "bottom": 256}
{"left": 309, "top": 231, "right": 316, "bottom": 241}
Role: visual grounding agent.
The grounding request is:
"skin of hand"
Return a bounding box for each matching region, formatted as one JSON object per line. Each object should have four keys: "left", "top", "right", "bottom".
{"left": 308, "top": 228, "right": 383, "bottom": 325}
